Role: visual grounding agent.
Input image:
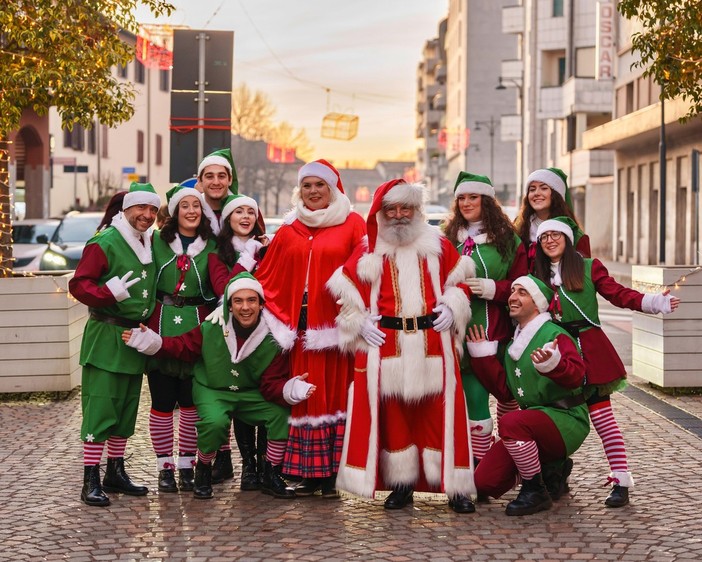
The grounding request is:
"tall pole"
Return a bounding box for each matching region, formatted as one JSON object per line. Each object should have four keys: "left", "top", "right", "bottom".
{"left": 659, "top": 94, "right": 667, "bottom": 263}
{"left": 489, "top": 116, "right": 495, "bottom": 181}
{"left": 196, "top": 32, "right": 207, "bottom": 163}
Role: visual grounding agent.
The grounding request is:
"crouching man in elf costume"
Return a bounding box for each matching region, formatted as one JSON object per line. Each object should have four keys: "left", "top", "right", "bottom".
{"left": 465, "top": 275, "right": 589, "bottom": 516}
{"left": 122, "top": 272, "right": 314, "bottom": 500}
{"left": 328, "top": 178, "right": 477, "bottom": 513}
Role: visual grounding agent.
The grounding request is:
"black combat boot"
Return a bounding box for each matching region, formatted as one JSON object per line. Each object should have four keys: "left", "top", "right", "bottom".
{"left": 542, "top": 458, "right": 573, "bottom": 501}
{"left": 294, "top": 477, "right": 322, "bottom": 496}
{"left": 384, "top": 485, "right": 414, "bottom": 510}
{"left": 605, "top": 485, "right": 629, "bottom": 507}
{"left": 211, "top": 449, "right": 234, "bottom": 484}
{"left": 321, "top": 474, "right": 340, "bottom": 499}
{"left": 158, "top": 469, "right": 177, "bottom": 493}
{"left": 193, "top": 460, "right": 213, "bottom": 499}
{"left": 81, "top": 465, "right": 110, "bottom": 507}
{"left": 261, "top": 461, "right": 296, "bottom": 499}
{"left": 102, "top": 458, "right": 148, "bottom": 496}
{"left": 448, "top": 494, "right": 476, "bottom": 513}
{"left": 233, "top": 420, "right": 260, "bottom": 491}
{"left": 505, "top": 473, "right": 553, "bottom": 516}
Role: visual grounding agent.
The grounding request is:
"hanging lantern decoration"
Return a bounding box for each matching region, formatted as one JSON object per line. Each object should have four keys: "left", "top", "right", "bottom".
{"left": 321, "top": 112, "right": 359, "bottom": 141}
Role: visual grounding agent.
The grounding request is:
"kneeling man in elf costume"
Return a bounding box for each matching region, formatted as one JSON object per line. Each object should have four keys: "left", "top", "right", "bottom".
{"left": 466, "top": 275, "right": 589, "bottom": 516}
{"left": 122, "top": 272, "right": 313, "bottom": 500}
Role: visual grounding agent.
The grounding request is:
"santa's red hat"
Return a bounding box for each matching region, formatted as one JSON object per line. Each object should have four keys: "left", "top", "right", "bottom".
{"left": 298, "top": 159, "right": 345, "bottom": 197}
{"left": 366, "top": 178, "right": 425, "bottom": 252}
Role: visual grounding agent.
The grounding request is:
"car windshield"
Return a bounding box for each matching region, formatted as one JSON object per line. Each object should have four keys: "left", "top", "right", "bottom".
{"left": 13, "top": 222, "right": 58, "bottom": 244}
{"left": 53, "top": 215, "right": 101, "bottom": 244}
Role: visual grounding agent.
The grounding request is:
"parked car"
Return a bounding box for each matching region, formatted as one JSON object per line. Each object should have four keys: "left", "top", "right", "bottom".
{"left": 39, "top": 211, "right": 103, "bottom": 271}
{"left": 12, "top": 218, "right": 60, "bottom": 271}
{"left": 264, "top": 216, "right": 285, "bottom": 238}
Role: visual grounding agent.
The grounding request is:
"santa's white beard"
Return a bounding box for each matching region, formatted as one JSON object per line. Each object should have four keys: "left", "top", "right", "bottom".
{"left": 377, "top": 213, "right": 424, "bottom": 247}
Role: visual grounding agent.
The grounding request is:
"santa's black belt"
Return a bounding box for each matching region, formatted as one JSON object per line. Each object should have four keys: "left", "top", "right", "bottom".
{"left": 545, "top": 393, "right": 586, "bottom": 410}
{"left": 379, "top": 313, "right": 437, "bottom": 332}
{"left": 89, "top": 309, "right": 141, "bottom": 329}
{"left": 157, "top": 291, "right": 207, "bottom": 308}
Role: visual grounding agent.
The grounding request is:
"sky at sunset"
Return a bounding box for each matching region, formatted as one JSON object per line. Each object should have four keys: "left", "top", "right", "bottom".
{"left": 136, "top": 0, "right": 449, "bottom": 167}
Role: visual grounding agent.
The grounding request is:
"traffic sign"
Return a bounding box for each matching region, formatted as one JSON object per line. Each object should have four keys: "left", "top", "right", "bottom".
{"left": 64, "top": 165, "right": 88, "bottom": 173}
{"left": 122, "top": 166, "right": 136, "bottom": 174}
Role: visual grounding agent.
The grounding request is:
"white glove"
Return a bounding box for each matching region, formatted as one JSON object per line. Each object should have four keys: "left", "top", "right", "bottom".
{"left": 283, "top": 375, "right": 315, "bottom": 405}
{"left": 125, "top": 326, "right": 162, "bottom": 355}
{"left": 360, "top": 314, "right": 385, "bottom": 347}
{"left": 105, "top": 270, "right": 141, "bottom": 302}
{"left": 236, "top": 252, "right": 257, "bottom": 272}
{"left": 244, "top": 237, "right": 263, "bottom": 256}
{"left": 641, "top": 292, "right": 675, "bottom": 315}
{"left": 205, "top": 305, "right": 226, "bottom": 327}
{"left": 432, "top": 303, "right": 454, "bottom": 332}
{"left": 466, "top": 278, "right": 496, "bottom": 300}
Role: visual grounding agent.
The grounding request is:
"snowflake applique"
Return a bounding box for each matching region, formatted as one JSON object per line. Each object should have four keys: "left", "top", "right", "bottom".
{"left": 515, "top": 367, "right": 522, "bottom": 378}
{"left": 229, "top": 385, "right": 239, "bottom": 391}
{"left": 231, "top": 369, "right": 239, "bottom": 378}
{"left": 85, "top": 433, "right": 95, "bottom": 442}
{"left": 142, "top": 289, "right": 149, "bottom": 299}
{"left": 517, "top": 387, "right": 525, "bottom": 397}
{"left": 173, "top": 315, "right": 183, "bottom": 325}
{"left": 142, "top": 308, "right": 149, "bottom": 317}
{"left": 141, "top": 270, "right": 148, "bottom": 279}
{"left": 179, "top": 283, "right": 187, "bottom": 292}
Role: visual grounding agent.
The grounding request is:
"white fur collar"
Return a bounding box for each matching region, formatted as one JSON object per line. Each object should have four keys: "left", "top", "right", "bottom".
{"left": 508, "top": 312, "right": 552, "bottom": 361}
{"left": 529, "top": 215, "right": 543, "bottom": 243}
{"left": 222, "top": 308, "right": 295, "bottom": 362}
{"left": 550, "top": 261, "right": 562, "bottom": 287}
{"left": 167, "top": 235, "right": 208, "bottom": 258}
{"left": 374, "top": 220, "right": 441, "bottom": 259}
{"left": 291, "top": 194, "right": 351, "bottom": 228}
{"left": 111, "top": 212, "right": 153, "bottom": 265}
{"left": 231, "top": 236, "right": 248, "bottom": 253}
{"left": 457, "top": 228, "right": 487, "bottom": 246}
{"left": 202, "top": 201, "right": 222, "bottom": 235}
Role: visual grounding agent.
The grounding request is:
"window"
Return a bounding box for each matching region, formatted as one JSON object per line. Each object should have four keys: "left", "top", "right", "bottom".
{"left": 63, "top": 128, "right": 71, "bottom": 148}
{"left": 541, "top": 50, "right": 567, "bottom": 87}
{"left": 553, "top": 0, "right": 564, "bottom": 17}
{"left": 134, "top": 59, "right": 145, "bottom": 84}
{"left": 159, "top": 69, "right": 170, "bottom": 92}
{"left": 575, "top": 47, "right": 596, "bottom": 78}
{"left": 87, "top": 122, "right": 97, "bottom": 155}
{"left": 137, "top": 130, "right": 144, "bottom": 163}
{"left": 71, "top": 124, "right": 85, "bottom": 151}
{"left": 117, "top": 62, "right": 128, "bottom": 79}
{"left": 558, "top": 57, "right": 566, "bottom": 86}
{"left": 101, "top": 125, "right": 109, "bottom": 158}
{"left": 155, "top": 134, "right": 162, "bottom": 166}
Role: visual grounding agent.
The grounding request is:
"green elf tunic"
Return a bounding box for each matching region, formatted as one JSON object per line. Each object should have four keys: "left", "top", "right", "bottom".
{"left": 147, "top": 233, "right": 217, "bottom": 377}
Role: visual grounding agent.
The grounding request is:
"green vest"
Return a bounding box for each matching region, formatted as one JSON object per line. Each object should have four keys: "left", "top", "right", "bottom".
{"left": 79, "top": 227, "right": 156, "bottom": 374}
{"left": 194, "top": 321, "right": 281, "bottom": 391}
{"left": 504, "top": 321, "right": 589, "bottom": 455}
{"left": 556, "top": 259, "right": 600, "bottom": 330}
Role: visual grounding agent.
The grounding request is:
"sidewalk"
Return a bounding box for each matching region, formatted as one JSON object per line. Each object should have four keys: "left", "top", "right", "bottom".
{"left": 1, "top": 379, "right": 702, "bottom": 561}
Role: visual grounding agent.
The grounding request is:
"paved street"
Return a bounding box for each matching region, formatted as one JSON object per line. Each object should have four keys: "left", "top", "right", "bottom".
{"left": 2, "top": 282, "right": 702, "bottom": 560}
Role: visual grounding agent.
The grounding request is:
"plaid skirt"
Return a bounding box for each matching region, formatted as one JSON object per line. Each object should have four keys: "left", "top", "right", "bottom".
{"left": 282, "top": 418, "right": 346, "bottom": 478}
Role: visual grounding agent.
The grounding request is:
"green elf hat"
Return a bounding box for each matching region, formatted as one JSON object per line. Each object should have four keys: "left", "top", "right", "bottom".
{"left": 525, "top": 167, "right": 572, "bottom": 210}
{"left": 222, "top": 272, "right": 265, "bottom": 326}
{"left": 453, "top": 171, "right": 495, "bottom": 199}
{"left": 122, "top": 181, "right": 161, "bottom": 210}
{"left": 166, "top": 183, "right": 205, "bottom": 216}
{"left": 511, "top": 274, "right": 554, "bottom": 314}
{"left": 536, "top": 216, "right": 578, "bottom": 245}
{"left": 197, "top": 148, "right": 239, "bottom": 195}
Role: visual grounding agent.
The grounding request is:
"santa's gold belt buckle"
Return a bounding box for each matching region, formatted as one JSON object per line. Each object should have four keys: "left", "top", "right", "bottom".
{"left": 403, "top": 316, "right": 417, "bottom": 333}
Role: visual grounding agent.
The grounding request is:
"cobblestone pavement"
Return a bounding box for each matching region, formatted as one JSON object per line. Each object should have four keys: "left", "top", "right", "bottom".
{"left": 1, "top": 378, "right": 702, "bottom": 562}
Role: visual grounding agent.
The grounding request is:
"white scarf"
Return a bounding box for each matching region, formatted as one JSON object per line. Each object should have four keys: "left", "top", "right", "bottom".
{"left": 290, "top": 193, "right": 351, "bottom": 228}
{"left": 111, "top": 212, "right": 153, "bottom": 265}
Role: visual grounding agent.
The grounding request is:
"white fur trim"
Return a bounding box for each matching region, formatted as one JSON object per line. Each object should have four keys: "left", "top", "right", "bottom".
{"left": 177, "top": 454, "right": 196, "bottom": 469}
{"left": 156, "top": 456, "right": 175, "bottom": 471}
{"left": 382, "top": 182, "right": 425, "bottom": 209}
{"left": 221, "top": 195, "right": 258, "bottom": 221}
{"left": 123, "top": 190, "right": 160, "bottom": 210}
{"left": 380, "top": 355, "right": 444, "bottom": 400}
{"left": 533, "top": 339, "right": 562, "bottom": 373}
{"left": 298, "top": 161, "right": 339, "bottom": 190}
{"left": 106, "top": 275, "right": 130, "bottom": 302}
{"left": 326, "top": 267, "right": 368, "bottom": 352}
{"left": 223, "top": 308, "right": 271, "bottom": 363}
{"left": 236, "top": 252, "right": 257, "bottom": 272}
{"left": 466, "top": 340, "right": 499, "bottom": 358}
{"left": 454, "top": 180, "right": 495, "bottom": 199}
{"left": 357, "top": 251, "right": 383, "bottom": 284}
{"left": 111, "top": 212, "right": 153, "bottom": 265}
{"left": 536, "top": 219, "right": 574, "bottom": 245}
{"left": 512, "top": 276, "right": 549, "bottom": 313}
{"left": 380, "top": 445, "right": 419, "bottom": 487}
{"left": 422, "top": 448, "right": 442, "bottom": 487}
{"left": 261, "top": 309, "right": 296, "bottom": 351}
{"left": 470, "top": 418, "right": 494, "bottom": 436}
{"left": 288, "top": 410, "right": 346, "bottom": 428}
{"left": 167, "top": 234, "right": 208, "bottom": 259}
{"left": 198, "top": 155, "right": 231, "bottom": 177}
{"left": 610, "top": 471, "right": 635, "bottom": 488}
{"left": 201, "top": 201, "right": 221, "bottom": 235}
{"left": 226, "top": 276, "right": 264, "bottom": 302}
{"left": 525, "top": 169, "right": 566, "bottom": 199}
{"left": 303, "top": 325, "right": 339, "bottom": 350}
{"left": 167, "top": 187, "right": 205, "bottom": 217}
{"left": 508, "top": 312, "right": 552, "bottom": 361}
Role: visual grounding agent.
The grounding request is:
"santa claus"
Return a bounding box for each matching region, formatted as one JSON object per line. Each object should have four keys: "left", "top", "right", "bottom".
{"left": 327, "top": 179, "right": 477, "bottom": 513}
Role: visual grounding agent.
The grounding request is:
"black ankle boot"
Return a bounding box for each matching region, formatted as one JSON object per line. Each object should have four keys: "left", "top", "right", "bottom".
{"left": 211, "top": 450, "right": 234, "bottom": 484}
{"left": 234, "top": 420, "right": 260, "bottom": 491}
{"left": 158, "top": 469, "right": 178, "bottom": 493}
{"left": 384, "top": 485, "right": 414, "bottom": 510}
{"left": 102, "top": 458, "right": 148, "bottom": 496}
{"left": 448, "top": 494, "right": 476, "bottom": 513}
{"left": 294, "top": 477, "right": 322, "bottom": 497}
{"left": 605, "top": 485, "right": 629, "bottom": 507}
{"left": 193, "top": 461, "right": 213, "bottom": 499}
{"left": 542, "top": 457, "right": 573, "bottom": 501}
{"left": 261, "top": 461, "right": 295, "bottom": 499}
{"left": 179, "top": 468, "right": 195, "bottom": 491}
{"left": 321, "top": 474, "right": 340, "bottom": 499}
{"left": 505, "top": 473, "right": 553, "bottom": 516}
{"left": 81, "top": 465, "right": 110, "bottom": 506}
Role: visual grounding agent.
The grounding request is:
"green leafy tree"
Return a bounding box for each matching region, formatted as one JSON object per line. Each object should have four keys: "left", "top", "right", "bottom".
{"left": 618, "top": 0, "right": 702, "bottom": 122}
{"left": 0, "top": 0, "right": 174, "bottom": 277}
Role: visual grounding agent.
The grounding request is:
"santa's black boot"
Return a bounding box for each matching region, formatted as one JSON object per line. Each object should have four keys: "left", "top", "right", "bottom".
{"left": 102, "top": 458, "right": 148, "bottom": 496}
{"left": 233, "top": 420, "right": 260, "bottom": 491}
{"left": 193, "top": 461, "right": 214, "bottom": 499}
{"left": 505, "top": 473, "right": 553, "bottom": 516}
{"left": 81, "top": 465, "right": 110, "bottom": 507}
{"left": 261, "top": 461, "right": 296, "bottom": 499}
{"left": 384, "top": 485, "right": 414, "bottom": 510}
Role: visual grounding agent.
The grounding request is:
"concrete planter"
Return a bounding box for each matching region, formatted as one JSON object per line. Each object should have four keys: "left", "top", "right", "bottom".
{"left": 631, "top": 265, "right": 702, "bottom": 388}
{"left": 0, "top": 273, "right": 87, "bottom": 392}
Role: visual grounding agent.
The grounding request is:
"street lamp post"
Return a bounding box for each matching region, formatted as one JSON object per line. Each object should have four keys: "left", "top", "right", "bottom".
{"left": 474, "top": 116, "right": 498, "bottom": 181}
{"left": 496, "top": 76, "right": 524, "bottom": 204}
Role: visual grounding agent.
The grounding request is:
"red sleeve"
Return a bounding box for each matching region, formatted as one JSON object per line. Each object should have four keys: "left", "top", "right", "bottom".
{"left": 540, "top": 334, "right": 587, "bottom": 389}
{"left": 208, "top": 253, "right": 233, "bottom": 298}
{"left": 591, "top": 258, "right": 644, "bottom": 311}
{"left": 158, "top": 326, "right": 204, "bottom": 362}
{"left": 576, "top": 234, "right": 591, "bottom": 258}
{"left": 258, "top": 351, "right": 291, "bottom": 407}
{"left": 68, "top": 243, "right": 116, "bottom": 308}
{"left": 469, "top": 355, "right": 514, "bottom": 403}
{"left": 493, "top": 243, "right": 528, "bottom": 303}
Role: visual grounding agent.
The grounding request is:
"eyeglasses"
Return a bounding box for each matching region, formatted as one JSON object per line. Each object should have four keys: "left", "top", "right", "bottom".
{"left": 383, "top": 205, "right": 415, "bottom": 218}
{"left": 538, "top": 231, "right": 563, "bottom": 243}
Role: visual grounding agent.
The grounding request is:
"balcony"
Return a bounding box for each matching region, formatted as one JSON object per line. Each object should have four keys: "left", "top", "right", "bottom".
{"left": 434, "top": 63, "right": 446, "bottom": 83}
{"left": 561, "top": 77, "right": 613, "bottom": 115}
{"left": 538, "top": 86, "right": 564, "bottom": 119}
{"left": 500, "top": 114, "right": 522, "bottom": 142}
{"left": 426, "top": 109, "right": 442, "bottom": 129}
{"left": 433, "top": 91, "right": 446, "bottom": 110}
{"left": 500, "top": 60, "right": 523, "bottom": 83}
{"left": 502, "top": 5, "right": 524, "bottom": 34}
{"left": 569, "top": 149, "right": 614, "bottom": 186}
